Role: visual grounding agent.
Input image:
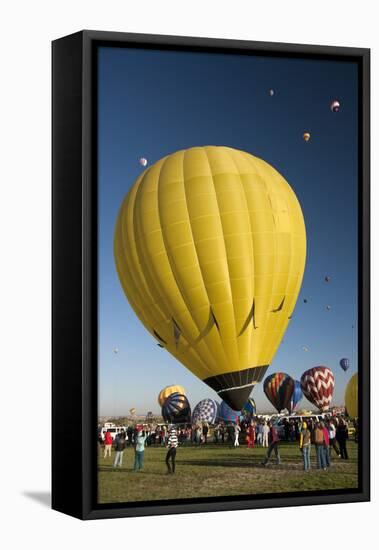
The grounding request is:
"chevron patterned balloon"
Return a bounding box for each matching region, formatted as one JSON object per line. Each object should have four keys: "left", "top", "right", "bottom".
{"left": 300, "top": 366, "right": 335, "bottom": 412}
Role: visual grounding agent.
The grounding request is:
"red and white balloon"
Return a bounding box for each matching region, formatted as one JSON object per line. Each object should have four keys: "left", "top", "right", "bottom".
{"left": 300, "top": 366, "right": 335, "bottom": 412}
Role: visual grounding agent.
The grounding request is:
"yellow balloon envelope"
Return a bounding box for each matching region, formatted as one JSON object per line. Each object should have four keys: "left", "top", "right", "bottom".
{"left": 345, "top": 373, "right": 358, "bottom": 418}
{"left": 158, "top": 385, "right": 186, "bottom": 407}
{"left": 114, "top": 146, "right": 306, "bottom": 409}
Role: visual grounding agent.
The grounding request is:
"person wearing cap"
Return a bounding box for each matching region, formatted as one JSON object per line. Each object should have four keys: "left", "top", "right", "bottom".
{"left": 165, "top": 427, "right": 178, "bottom": 474}
{"left": 133, "top": 427, "right": 147, "bottom": 472}
{"left": 299, "top": 421, "right": 312, "bottom": 471}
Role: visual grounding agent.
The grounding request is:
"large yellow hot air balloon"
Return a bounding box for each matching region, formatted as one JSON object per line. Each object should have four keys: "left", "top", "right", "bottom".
{"left": 345, "top": 373, "right": 358, "bottom": 418}
{"left": 158, "top": 385, "right": 186, "bottom": 407}
{"left": 114, "top": 146, "right": 306, "bottom": 410}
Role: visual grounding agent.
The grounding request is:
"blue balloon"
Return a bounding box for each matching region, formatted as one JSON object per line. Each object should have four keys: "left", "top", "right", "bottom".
{"left": 162, "top": 393, "right": 191, "bottom": 424}
{"left": 192, "top": 398, "right": 219, "bottom": 424}
{"left": 242, "top": 398, "right": 256, "bottom": 416}
{"left": 340, "top": 358, "right": 350, "bottom": 371}
{"left": 219, "top": 401, "right": 241, "bottom": 423}
{"left": 289, "top": 380, "right": 303, "bottom": 413}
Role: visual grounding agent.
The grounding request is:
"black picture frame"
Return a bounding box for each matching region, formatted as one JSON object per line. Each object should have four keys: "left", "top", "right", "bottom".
{"left": 52, "top": 30, "right": 370, "bottom": 520}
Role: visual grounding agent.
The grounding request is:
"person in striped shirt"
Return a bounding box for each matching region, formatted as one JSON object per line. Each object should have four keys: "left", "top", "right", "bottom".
{"left": 165, "top": 427, "right": 178, "bottom": 474}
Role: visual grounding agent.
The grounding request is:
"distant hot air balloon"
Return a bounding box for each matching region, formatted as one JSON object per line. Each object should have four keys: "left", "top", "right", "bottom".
{"left": 113, "top": 347, "right": 119, "bottom": 354}
{"left": 129, "top": 407, "right": 136, "bottom": 416}
{"left": 340, "top": 358, "right": 350, "bottom": 371}
{"left": 263, "top": 372, "right": 295, "bottom": 413}
{"left": 158, "top": 385, "right": 186, "bottom": 407}
{"left": 219, "top": 400, "right": 241, "bottom": 423}
{"left": 269, "top": 89, "right": 274, "bottom": 96}
{"left": 242, "top": 397, "right": 257, "bottom": 416}
{"left": 162, "top": 392, "right": 191, "bottom": 424}
{"left": 330, "top": 100, "right": 340, "bottom": 113}
{"left": 139, "top": 157, "right": 148, "bottom": 167}
{"left": 326, "top": 305, "right": 331, "bottom": 311}
{"left": 303, "top": 299, "right": 308, "bottom": 303}
{"left": 192, "top": 398, "right": 219, "bottom": 424}
{"left": 302, "top": 346, "right": 309, "bottom": 352}
{"left": 114, "top": 146, "right": 306, "bottom": 411}
{"left": 303, "top": 132, "right": 311, "bottom": 142}
{"left": 289, "top": 380, "right": 303, "bottom": 414}
{"left": 300, "top": 366, "right": 335, "bottom": 412}
{"left": 325, "top": 276, "right": 331, "bottom": 283}
{"left": 345, "top": 373, "right": 358, "bottom": 418}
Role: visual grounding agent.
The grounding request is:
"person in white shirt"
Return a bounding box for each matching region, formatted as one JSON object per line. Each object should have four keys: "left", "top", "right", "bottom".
{"left": 262, "top": 422, "right": 270, "bottom": 447}
{"left": 234, "top": 423, "right": 241, "bottom": 447}
{"left": 328, "top": 420, "right": 341, "bottom": 458}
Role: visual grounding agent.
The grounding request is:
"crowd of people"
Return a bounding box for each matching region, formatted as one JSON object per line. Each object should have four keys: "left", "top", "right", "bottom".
{"left": 98, "top": 415, "right": 355, "bottom": 475}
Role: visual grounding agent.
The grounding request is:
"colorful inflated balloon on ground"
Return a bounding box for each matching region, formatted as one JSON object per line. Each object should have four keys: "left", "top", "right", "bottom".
{"left": 263, "top": 372, "right": 295, "bottom": 413}
{"left": 345, "top": 373, "right": 358, "bottom": 418}
{"left": 162, "top": 392, "right": 191, "bottom": 424}
{"left": 340, "top": 358, "right": 350, "bottom": 371}
{"left": 300, "top": 366, "right": 335, "bottom": 412}
{"left": 158, "top": 385, "right": 186, "bottom": 407}
{"left": 303, "top": 132, "right": 311, "bottom": 142}
{"left": 114, "top": 146, "right": 306, "bottom": 410}
{"left": 330, "top": 100, "right": 340, "bottom": 112}
{"left": 242, "top": 397, "right": 257, "bottom": 416}
{"left": 219, "top": 400, "right": 241, "bottom": 423}
{"left": 192, "top": 398, "right": 219, "bottom": 424}
{"left": 289, "top": 380, "right": 303, "bottom": 414}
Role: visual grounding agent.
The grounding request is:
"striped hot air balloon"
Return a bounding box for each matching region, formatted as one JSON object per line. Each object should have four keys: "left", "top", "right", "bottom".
{"left": 289, "top": 380, "right": 303, "bottom": 414}
{"left": 158, "top": 385, "right": 186, "bottom": 407}
{"left": 161, "top": 392, "right": 191, "bottom": 424}
{"left": 300, "top": 366, "right": 335, "bottom": 412}
{"left": 340, "top": 358, "right": 350, "bottom": 372}
{"left": 263, "top": 372, "right": 295, "bottom": 413}
{"left": 219, "top": 401, "right": 241, "bottom": 423}
{"left": 192, "top": 398, "right": 219, "bottom": 424}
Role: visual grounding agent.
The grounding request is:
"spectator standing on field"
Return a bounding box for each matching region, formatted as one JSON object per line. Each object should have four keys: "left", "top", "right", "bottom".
{"left": 133, "top": 428, "right": 147, "bottom": 471}
{"left": 314, "top": 422, "right": 328, "bottom": 470}
{"left": 299, "top": 422, "right": 311, "bottom": 471}
{"left": 103, "top": 430, "right": 113, "bottom": 459}
{"left": 234, "top": 423, "right": 241, "bottom": 447}
{"left": 202, "top": 423, "right": 209, "bottom": 444}
{"left": 113, "top": 431, "right": 126, "bottom": 468}
{"left": 261, "top": 422, "right": 281, "bottom": 466}
{"left": 247, "top": 422, "right": 256, "bottom": 449}
{"left": 328, "top": 420, "right": 341, "bottom": 458}
{"left": 256, "top": 422, "right": 263, "bottom": 445}
{"left": 336, "top": 419, "right": 349, "bottom": 459}
{"left": 262, "top": 422, "right": 270, "bottom": 447}
{"left": 165, "top": 427, "right": 178, "bottom": 474}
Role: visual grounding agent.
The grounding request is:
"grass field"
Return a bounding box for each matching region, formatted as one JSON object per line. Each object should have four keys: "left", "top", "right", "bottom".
{"left": 97, "top": 441, "right": 358, "bottom": 504}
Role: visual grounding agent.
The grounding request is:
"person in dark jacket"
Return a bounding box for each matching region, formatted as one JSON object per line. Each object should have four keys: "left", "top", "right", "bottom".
{"left": 113, "top": 432, "right": 126, "bottom": 467}
{"left": 336, "top": 419, "right": 349, "bottom": 459}
{"left": 261, "top": 423, "right": 281, "bottom": 465}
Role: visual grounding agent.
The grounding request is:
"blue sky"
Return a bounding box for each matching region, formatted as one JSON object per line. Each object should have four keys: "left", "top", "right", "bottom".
{"left": 98, "top": 46, "right": 358, "bottom": 416}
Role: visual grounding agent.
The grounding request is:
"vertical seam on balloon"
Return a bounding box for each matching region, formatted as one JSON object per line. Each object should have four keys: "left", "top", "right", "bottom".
{"left": 180, "top": 148, "right": 231, "bottom": 374}
{"left": 225, "top": 148, "right": 255, "bottom": 372}
{"left": 242, "top": 153, "right": 278, "bottom": 366}
{"left": 154, "top": 151, "right": 219, "bottom": 376}
{"left": 202, "top": 146, "right": 240, "bottom": 378}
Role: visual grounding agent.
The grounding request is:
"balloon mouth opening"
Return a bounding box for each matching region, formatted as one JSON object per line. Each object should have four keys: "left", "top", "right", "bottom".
{"left": 204, "top": 365, "right": 268, "bottom": 411}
